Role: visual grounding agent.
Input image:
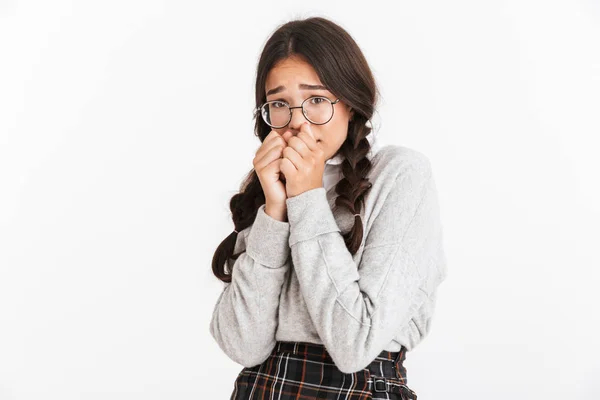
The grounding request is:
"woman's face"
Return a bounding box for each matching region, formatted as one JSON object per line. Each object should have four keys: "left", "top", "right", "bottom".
{"left": 264, "top": 56, "right": 354, "bottom": 161}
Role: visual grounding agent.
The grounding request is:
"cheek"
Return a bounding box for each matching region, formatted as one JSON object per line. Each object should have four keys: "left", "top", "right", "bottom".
{"left": 331, "top": 113, "right": 349, "bottom": 134}
{"left": 317, "top": 127, "right": 345, "bottom": 148}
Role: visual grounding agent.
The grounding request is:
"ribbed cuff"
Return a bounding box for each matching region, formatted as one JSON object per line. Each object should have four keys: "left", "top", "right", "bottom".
{"left": 245, "top": 204, "right": 291, "bottom": 268}
{"left": 286, "top": 187, "right": 340, "bottom": 246}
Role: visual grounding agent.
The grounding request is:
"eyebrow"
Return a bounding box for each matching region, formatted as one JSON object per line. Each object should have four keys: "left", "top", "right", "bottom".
{"left": 266, "top": 83, "right": 329, "bottom": 96}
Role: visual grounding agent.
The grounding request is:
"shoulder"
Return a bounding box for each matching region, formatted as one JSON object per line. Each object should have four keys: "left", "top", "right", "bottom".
{"left": 369, "top": 144, "right": 433, "bottom": 188}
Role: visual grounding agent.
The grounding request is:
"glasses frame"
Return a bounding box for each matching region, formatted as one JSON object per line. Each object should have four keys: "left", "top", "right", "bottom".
{"left": 255, "top": 96, "right": 341, "bottom": 128}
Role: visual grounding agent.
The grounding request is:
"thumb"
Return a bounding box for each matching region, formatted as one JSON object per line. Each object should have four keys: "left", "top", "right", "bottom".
{"left": 281, "top": 130, "right": 293, "bottom": 143}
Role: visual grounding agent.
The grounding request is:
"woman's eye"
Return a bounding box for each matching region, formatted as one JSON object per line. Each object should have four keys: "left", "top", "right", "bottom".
{"left": 310, "top": 97, "right": 325, "bottom": 104}
{"left": 272, "top": 101, "right": 287, "bottom": 108}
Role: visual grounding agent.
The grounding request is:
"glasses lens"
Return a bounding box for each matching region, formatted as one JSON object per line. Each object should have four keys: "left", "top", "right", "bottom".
{"left": 303, "top": 96, "right": 333, "bottom": 124}
{"left": 261, "top": 101, "right": 290, "bottom": 128}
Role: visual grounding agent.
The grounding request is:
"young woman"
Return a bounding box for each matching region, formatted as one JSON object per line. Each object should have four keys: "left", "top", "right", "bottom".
{"left": 209, "top": 16, "right": 447, "bottom": 400}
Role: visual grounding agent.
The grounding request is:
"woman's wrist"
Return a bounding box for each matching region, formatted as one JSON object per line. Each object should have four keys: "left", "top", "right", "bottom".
{"left": 265, "top": 203, "right": 288, "bottom": 222}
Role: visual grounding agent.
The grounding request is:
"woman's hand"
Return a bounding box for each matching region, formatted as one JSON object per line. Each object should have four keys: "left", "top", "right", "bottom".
{"left": 280, "top": 122, "right": 326, "bottom": 198}
{"left": 253, "top": 130, "right": 289, "bottom": 221}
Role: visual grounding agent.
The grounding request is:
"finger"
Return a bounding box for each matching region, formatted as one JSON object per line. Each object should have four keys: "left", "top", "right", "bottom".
{"left": 254, "top": 143, "right": 285, "bottom": 172}
{"left": 259, "top": 130, "right": 286, "bottom": 153}
{"left": 280, "top": 156, "right": 297, "bottom": 179}
{"left": 255, "top": 132, "right": 286, "bottom": 164}
{"left": 255, "top": 140, "right": 285, "bottom": 169}
{"left": 264, "top": 158, "right": 287, "bottom": 184}
{"left": 282, "top": 145, "right": 303, "bottom": 170}
{"left": 263, "top": 156, "right": 284, "bottom": 177}
{"left": 286, "top": 134, "right": 311, "bottom": 160}
{"left": 296, "top": 122, "right": 319, "bottom": 151}
{"left": 281, "top": 130, "right": 294, "bottom": 144}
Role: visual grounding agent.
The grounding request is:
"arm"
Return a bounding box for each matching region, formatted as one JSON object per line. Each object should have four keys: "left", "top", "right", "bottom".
{"left": 285, "top": 159, "right": 447, "bottom": 373}
{"left": 209, "top": 204, "right": 291, "bottom": 367}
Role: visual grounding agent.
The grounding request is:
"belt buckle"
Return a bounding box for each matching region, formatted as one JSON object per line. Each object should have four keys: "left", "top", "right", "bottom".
{"left": 373, "top": 377, "right": 387, "bottom": 392}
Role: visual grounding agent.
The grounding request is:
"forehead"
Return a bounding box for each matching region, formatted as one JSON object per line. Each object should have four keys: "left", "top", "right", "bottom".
{"left": 265, "top": 57, "right": 323, "bottom": 92}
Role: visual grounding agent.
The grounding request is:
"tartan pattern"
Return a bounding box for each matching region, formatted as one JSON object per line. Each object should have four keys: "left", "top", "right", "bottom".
{"left": 230, "top": 341, "right": 418, "bottom": 400}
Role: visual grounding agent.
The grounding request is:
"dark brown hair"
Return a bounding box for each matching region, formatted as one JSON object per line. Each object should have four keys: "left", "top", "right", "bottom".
{"left": 212, "top": 16, "right": 380, "bottom": 283}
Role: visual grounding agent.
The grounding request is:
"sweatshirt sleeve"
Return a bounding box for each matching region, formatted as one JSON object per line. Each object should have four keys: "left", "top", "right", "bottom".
{"left": 285, "top": 160, "right": 447, "bottom": 374}
{"left": 209, "top": 203, "right": 291, "bottom": 368}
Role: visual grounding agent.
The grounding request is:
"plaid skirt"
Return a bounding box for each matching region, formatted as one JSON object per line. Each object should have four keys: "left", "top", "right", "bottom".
{"left": 229, "top": 341, "right": 418, "bottom": 400}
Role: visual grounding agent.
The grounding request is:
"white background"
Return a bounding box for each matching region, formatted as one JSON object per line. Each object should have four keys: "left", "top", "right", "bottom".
{"left": 1, "top": 1, "right": 599, "bottom": 399}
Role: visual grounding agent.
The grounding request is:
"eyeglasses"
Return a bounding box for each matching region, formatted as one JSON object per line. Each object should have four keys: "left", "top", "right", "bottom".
{"left": 255, "top": 96, "right": 341, "bottom": 128}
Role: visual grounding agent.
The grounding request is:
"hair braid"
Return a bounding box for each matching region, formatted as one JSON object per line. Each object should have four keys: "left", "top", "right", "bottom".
{"left": 332, "top": 116, "right": 375, "bottom": 254}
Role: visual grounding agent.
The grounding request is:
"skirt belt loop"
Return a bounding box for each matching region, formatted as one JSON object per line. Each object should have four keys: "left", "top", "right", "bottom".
{"left": 393, "top": 346, "right": 403, "bottom": 379}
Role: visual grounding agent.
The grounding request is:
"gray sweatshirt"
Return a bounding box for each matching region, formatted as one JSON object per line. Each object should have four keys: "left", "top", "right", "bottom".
{"left": 209, "top": 144, "right": 448, "bottom": 374}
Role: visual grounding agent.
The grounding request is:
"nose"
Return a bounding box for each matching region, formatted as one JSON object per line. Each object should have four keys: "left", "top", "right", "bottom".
{"left": 287, "top": 105, "right": 307, "bottom": 134}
